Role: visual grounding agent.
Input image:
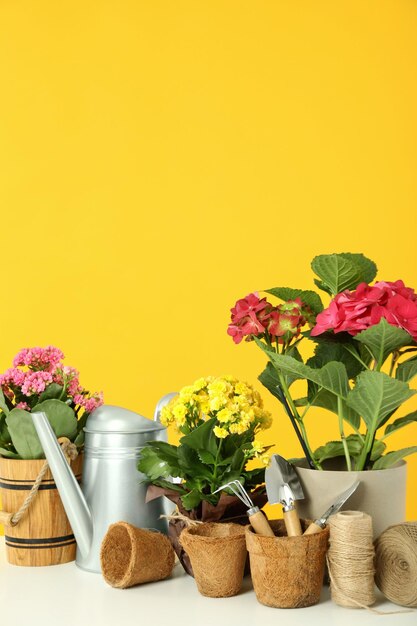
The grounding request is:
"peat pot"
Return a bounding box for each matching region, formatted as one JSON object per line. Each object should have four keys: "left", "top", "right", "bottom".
{"left": 294, "top": 460, "right": 407, "bottom": 539}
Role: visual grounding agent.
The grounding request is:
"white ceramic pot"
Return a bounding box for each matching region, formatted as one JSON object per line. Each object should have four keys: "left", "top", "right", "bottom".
{"left": 294, "top": 460, "right": 407, "bottom": 539}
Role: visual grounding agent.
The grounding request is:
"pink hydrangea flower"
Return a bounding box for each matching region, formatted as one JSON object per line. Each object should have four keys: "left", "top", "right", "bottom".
{"left": 227, "top": 293, "right": 272, "bottom": 344}
{"left": 311, "top": 280, "right": 417, "bottom": 340}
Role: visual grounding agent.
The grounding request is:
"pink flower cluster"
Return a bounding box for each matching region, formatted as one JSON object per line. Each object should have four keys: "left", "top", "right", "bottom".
{"left": 311, "top": 280, "right": 417, "bottom": 340}
{"left": 13, "top": 346, "right": 64, "bottom": 371}
{"left": 0, "top": 346, "right": 104, "bottom": 414}
{"left": 21, "top": 371, "right": 53, "bottom": 396}
{"left": 227, "top": 293, "right": 309, "bottom": 344}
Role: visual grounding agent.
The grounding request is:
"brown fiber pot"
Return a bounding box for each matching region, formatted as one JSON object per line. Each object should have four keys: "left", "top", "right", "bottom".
{"left": 100, "top": 521, "right": 175, "bottom": 588}
{"left": 246, "top": 519, "right": 329, "bottom": 608}
{"left": 180, "top": 522, "right": 247, "bottom": 597}
{"left": 0, "top": 455, "right": 83, "bottom": 566}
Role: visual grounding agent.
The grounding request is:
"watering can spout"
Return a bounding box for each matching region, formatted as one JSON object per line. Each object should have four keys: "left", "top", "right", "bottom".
{"left": 31, "top": 412, "right": 93, "bottom": 558}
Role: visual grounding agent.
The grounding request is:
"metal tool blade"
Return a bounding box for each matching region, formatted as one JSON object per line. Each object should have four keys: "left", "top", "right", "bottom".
{"left": 265, "top": 454, "right": 305, "bottom": 505}
{"left": 316, "top": 480, "right": 360, "bottom": 525}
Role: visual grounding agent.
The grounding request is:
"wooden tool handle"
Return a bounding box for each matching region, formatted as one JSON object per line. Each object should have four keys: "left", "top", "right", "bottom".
{"left": 249, "top": 510, "right": 275, "bottom": 537}
{"left": 303, "top": 521, "right": 324, "bottom": 535}
{"left": 283, "top": 507, "right": 303, "bottom": 536}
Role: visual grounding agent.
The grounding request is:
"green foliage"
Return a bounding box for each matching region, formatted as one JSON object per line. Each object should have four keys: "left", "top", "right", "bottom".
{"left": 354, "top": 319, "right": 411, "bottom": 367}
{"left": 138, "top": 419, "right": 266, "bottom": 511}
{"left": 0, "top": 389, "right": 10, "bottom": 416}
{"left": 248, "top": 252, "right": 417, "bottom": 471}
{"left": 396, "top": 356, "right": 417, "bottom": 382}
{"left": 311, "top": 253, "right": 377, "bottom": 296}
{"left": 32, "top": 400, "right": 78, "bottom": 439}
{"left": 38, "top": 383, "right": 66, "bottom": 402}
{"left": 3, "top": 400, "right": 79, "bottom": 460}
{"left": 346, "top": 371, "right": 415, "bottom": 432}
{"left": 314, "top": 435, "right": 386, "bottom": 466}
{"left": 6, "top": 409, "right": 45, "bottom": 459}
{"left": 384, "top": 411, "right": 417, "bottom": 437}
{"left": 265, "top": 287, "right": 324, "bottom": 314}
{"left": 373, "top": 447, "right": 417, "bottom": 470}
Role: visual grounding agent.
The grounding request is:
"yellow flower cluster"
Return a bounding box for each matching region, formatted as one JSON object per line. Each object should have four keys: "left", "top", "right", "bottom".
{"left": 160, "top": 375, "right": 272, "bottom": 443}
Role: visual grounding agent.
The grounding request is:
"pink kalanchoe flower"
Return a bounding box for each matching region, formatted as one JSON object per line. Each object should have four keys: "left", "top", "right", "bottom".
{"left": 0, "top": 367, "right": 26, "bottom": 389}
{"left": 227, "top": 293, "right": 272, "bottom": 344}
{"left": 311, "top": 280, "right": 417, "bottom": 340}
{"left": 13, "top": 346, "right": 64, "bottom": 372}
{"left": 15, "top": 401, "right": 30, "bottom": 410}
{"left": 21, "top": 371, "right": 53, "bottom": 396}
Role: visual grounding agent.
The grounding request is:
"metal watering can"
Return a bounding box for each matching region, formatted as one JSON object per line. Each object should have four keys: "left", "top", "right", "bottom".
{"left": 31, "top": 395, "right": 176, "bottom": 573}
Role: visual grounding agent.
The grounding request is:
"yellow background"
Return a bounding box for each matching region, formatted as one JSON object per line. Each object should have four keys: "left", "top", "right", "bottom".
{"left": 0, "top": 0, "right": 416, "bottom": 519}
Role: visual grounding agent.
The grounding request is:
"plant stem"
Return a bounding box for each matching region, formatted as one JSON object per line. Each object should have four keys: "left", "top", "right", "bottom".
{"left": 356, "top": 430, "right": 374, "bottom": 470}
{"left": 389, "top": 350, "right": 400, "bottom": 377}
{"left": 212, "top": 439, "right": 223, "bottom": 482}
{"left": 337, "top": 397, "right": 351, "bottom": 471}
{"left": 277, "top": 371, "right": 319, "bottom": 470}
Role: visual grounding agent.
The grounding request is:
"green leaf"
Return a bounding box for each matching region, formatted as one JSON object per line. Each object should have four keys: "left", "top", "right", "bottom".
{"left": 32, "top": 400, "right": 78, "bottom": 440}
{"left": 311, "top": 254, "right": 364, "bottom": 295}
{"left": 265, "top": 287, "right": 323, "bottom": 314}
{"left": 180, "top": 417, "right": 218, "bottom": 457}
{"left": 369, "top": 439, "right": 387, "bottom": 461}
{"left": 138, "top": 446, "right": 182, "bottom": 481}
{"left": 0, "top": 446, "right": 21, "bottom": 459}
{"left": 6, "top": 409, "right": 44, "bottom": 459}
{"left": 346, "top": 371, "right": 415, "bottom": 434}
{"left": 264, "top": 352, "right": 350, "bottom": 400}
{"left": 396, "top": 356, "right": 417, "bottom": 382}
{"left": 230, "top": 448, "right": 245, "bottom": 472}
{"left": 308, "top": 340, "right": 365, "bottom": 379}
{"left": 337, "top": 253, "right": 377, "bottom": 284}
{"left": 177, "top": 444, "right": 212, "bottom": 479}
{"left": 181, "top": 489, "right": 203, "bottom": 510}
{"left": 373, "top": 447, "right": 417, "bottom": 470}
{"left": 354, "top": 318, "right": 412, "bottom": 367}
{"left": 307, "top": 384, "right": 360, "bottom": 430}
{"left": 314, "top": 278, "right": 333, "bottom": 296}
{"left": 384, "top": 410, "right": 417, "bottom": 436}
{"left": 197, "top": 449, "right": 215, "bottom": 464}
{"left": 0, "top": 414, "right": 12, "bottom": 443}
{"left": 0, "top": 389, "right": 9, "bottom": 416}
{"left": 314, "top": 437, "right": 363, "bottom": 464}
{"left": 38, "top": 383, "right": 65, "bottom": 402}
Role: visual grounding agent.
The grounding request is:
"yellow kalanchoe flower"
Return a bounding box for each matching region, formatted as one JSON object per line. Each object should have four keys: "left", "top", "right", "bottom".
{"left": 213, "top": 425, "right": 228, "bottom": 439}
{"left": 216, "top": 408, "right": 233, "bottom": 423}
{"left": 172, "top": 403, "right": 187, "bottom": 426}
{"left": 193, "top": 377, "right": 207, "bottom": 392}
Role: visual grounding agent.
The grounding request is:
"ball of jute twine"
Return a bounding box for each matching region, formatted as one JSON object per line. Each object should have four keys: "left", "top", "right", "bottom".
{"left": 375, "top": 522, "right": 417, "bottom": 608}
{"left": 0, "top": 438, "right": 78, "bottom": 528}
{"left": 327, "top": 511, "right": 376, "bottom": 609}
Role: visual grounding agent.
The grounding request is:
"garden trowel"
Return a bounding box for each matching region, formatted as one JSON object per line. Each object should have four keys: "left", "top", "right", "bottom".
{"left": 303, "top": 480, "right": 360, "bottom": 535}
{"left": 265, "top": 454, "right": 305, "bottom": 536}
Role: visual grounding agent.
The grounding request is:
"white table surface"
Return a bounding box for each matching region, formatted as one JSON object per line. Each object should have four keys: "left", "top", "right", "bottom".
{"left": 0, "top": 540, "right": 415, "bottom": 626}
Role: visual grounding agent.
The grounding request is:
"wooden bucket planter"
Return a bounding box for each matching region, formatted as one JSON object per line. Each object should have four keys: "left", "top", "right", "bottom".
{"left": 0, "top": 455, "right": 83, "bottom": 566}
